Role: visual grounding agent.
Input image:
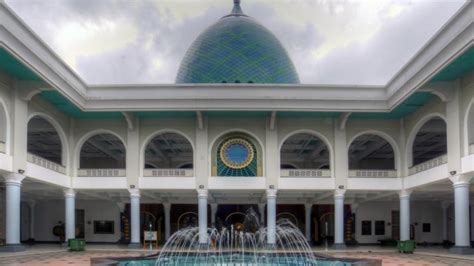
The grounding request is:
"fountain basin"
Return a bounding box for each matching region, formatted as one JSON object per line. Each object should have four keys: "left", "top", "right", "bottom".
{"left": 91, "top": 252, "right": 381, "bottom": 266}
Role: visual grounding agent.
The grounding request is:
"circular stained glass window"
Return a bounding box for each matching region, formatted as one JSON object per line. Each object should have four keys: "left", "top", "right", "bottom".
{"left": 219, "top": 138, "right": 254, "bottom": 169}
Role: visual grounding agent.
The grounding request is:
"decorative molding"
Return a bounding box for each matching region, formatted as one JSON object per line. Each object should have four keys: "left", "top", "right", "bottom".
{"left": 280, "top": 169, "right": 331, "bottom": 178}
{"left": 2, "top": 172, "right": 25, "bottom": 184}
{"left": 77, "top": 168, "right": 126, "bottom": 177}
{"left": 27, "top": 153, "right": 66, "bottom": 174}
{"left": 338, "top": 112, "right": 351, "bottom": 130}
{"left": 196, "top": 111, "right": 203, "bottom": 130}
{"left": 269, "top": 111, "right": 277, "bottom": 130}
{"left": 408, "top": 154, "right": 447, "bottom": 175}
{"left": 419, "top": 82, "right": 455, "bottom": 102}
{"left": 348, "top": 169, "right": 397, "bottom": 178}
{"left": 398, "top": 189, "right": 412, "bottom": 198}
{"left": 143, "top": 168, "right": 193, "bottom": 177}
{"left": 121, "top": 112, "right": 135, "bottom": 130}
{"left": 63, "top": 188, "right": 75, "bottom": 197}
{"left": 17, "top": 80, "right": 52, "bottom": 101}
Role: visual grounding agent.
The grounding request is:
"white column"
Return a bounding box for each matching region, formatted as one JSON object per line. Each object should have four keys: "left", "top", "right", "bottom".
{"left": 334, "top": 190, "right": 345, "bottom": 247}
{"left": 266, "top": 189, "right": 277, "bottom": 245}
{"left": 163, "top": 203, "right": 171, "bottom": 240}
{"left": 441, "top": 201, "right": 450, "bottom": 241}
{"left": 399, "top": 190, "right": 411, "bottom": 241}
{"left": 129, "top": 189, "right": 141, "bottom": 247}
{"left": 304, "top": 203, "right": 312, "bottom": 242}
{"left": 64, "top": 189, "right": 76, "bottom": 242}
{"left": 28, "top": 201, "right": 36, "bottom": 240}
{"left": 210, "top": 203, "right": 218, "bottom": 227}
{"left": 198, "top": 189, "right": 208, "bottom": 244}
{"left": 3, "top": 173, "right": 25, "bottom": 249}
{"left": 453, "top": 181, "right": 470, "bottom": 247}
{"left": 258, "top": 203, "right": 265, "bottom": 225}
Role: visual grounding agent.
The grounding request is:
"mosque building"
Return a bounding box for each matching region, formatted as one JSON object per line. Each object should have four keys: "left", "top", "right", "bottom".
{"left": 0, "top": 0, "right": 473, "bottom": 254}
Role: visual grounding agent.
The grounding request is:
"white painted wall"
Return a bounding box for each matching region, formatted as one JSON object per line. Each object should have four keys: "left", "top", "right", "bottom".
{"left": 355, "top": 201, "right": 447, "bottom": 244}
{"left": 33, "top": 200, "right": 121, "bottom": 243}
{"left": 0, "top": 105, "right": 6, "bottom": 143}
{"left": 0, "top": 187, "right": 5, "bottom": 242}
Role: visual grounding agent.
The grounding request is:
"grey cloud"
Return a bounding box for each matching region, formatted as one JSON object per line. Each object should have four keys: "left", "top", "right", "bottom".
{"left": 5, "top": 0, "right": 465, "bottom": 85}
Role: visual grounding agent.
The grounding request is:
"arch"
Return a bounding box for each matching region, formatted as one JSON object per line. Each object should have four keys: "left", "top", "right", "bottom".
{"left": 406, "top": 113, "right": 447, "bottom": 167}
{"left": 280, "top": 163, "right": 299, "bottom": 169}
{"left": 74, "top": 129, "right": 127, "bottom": 171}
{"left": 279, "top": 129, "right": 333, "bottom": 170}
{"left": 347, "top": 130, "right": 400, "bottom": 171}
{"left": 27, "top": 112, "right": 69, "bottom": 166}
{"left": 276, "top": 212, "right": 299, "bottom": 227}
{"left": 209, "top": 128, "right": 265, "bottom": 158}
{"left": 177, "top": 162, "right": 193, "bottom": 169}
{"left": 141, "top": 129, "right": 195, "bottom": 172}
{"left": 177, "top": 211, "right": 198, "bottom": 230}
{"left": 225, "top": 212, "right": 246, "bottom": 222}
{"left": 464, "top": 97, "right": 474, "bottom": 156}
{"left": 209, "top": 129, "right": 265, "bottom": 177}
{"left": 0, "top": 97, "right": 10, "bottom": 155}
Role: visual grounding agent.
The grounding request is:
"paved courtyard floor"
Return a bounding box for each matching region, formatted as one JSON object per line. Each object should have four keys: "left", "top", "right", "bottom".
{"left": 0, "top": 245, "right": 474, "bottom": 265}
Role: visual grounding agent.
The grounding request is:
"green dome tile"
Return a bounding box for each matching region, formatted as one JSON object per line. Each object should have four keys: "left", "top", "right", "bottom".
{"left": 176, "top": 1, "right": 299, "bottom": 84}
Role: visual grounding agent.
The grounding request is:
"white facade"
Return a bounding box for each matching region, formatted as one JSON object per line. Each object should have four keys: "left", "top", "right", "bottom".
{"left": 0, "top": 0, "right": 473, "bottom": 253}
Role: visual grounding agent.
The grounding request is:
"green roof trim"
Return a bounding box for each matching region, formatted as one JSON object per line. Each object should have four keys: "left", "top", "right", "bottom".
{"left": 134, "top": 111, "right": 196, "bottom": 118}
{"left": 278, "top": 112, "right": 340, "bottom": 118}
{"left": 431, "top": 46, "right": 474, "bottom": 82}
{"left": 351, "top": 92, "right": 433, "bottom": 119}
{"left": 40, "top": 91, "right": 123, "bottom": 119}
{"left": 0, "top": 48, "right": 40, "bottom": 81}
{"left": 205, "top": 111, "right": 270, "bottom": 118}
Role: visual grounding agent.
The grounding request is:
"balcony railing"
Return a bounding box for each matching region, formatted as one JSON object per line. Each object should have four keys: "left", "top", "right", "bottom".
{"left": 27, "top": 153, "right": 66, "bottom": 174}
{"left": 0, "top": 141, "right": 5, "bottom": 153}
{"left": 408, "top": 154, "right": 447, "bottom": 175}
{"left": 77, "top": 169, "right": 126, "bottom": 177}
{"left": 349, "top": 169, "right": 397, "bottom": 178}
{"left": 470, "top": 144, "right": 474, "bottom": 155}
{"left": 143, "top": 168, "right": 194, "bottom": 177}
{"left": 280, "top": 169, "right": 331, "bottom": 178}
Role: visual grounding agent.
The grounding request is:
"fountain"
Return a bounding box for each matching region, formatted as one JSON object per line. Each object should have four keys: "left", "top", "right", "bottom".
{"left": 92, "top": 208, "right": 381, "bottom": 266}
{"left": 155, "top": 208, "right": 317, "bottom": 265}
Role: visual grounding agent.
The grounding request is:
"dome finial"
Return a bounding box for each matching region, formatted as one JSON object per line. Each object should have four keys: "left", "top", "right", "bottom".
{"left": 231, "top": 0, "right": 243, "bottom": 15}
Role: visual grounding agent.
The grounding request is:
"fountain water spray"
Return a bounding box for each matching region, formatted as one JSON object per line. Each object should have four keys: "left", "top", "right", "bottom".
{"left": 155, "top": 208, "right": 319, "bottom": 265}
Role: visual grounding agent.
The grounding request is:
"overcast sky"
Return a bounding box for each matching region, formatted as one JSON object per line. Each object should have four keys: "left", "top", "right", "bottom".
{"left": 6, "top": 0, "right": 466, "bottom": 85}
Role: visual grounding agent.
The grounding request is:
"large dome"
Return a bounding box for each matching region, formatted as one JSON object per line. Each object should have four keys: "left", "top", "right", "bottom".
{"left": 176, "top": 0, "right": 299, "bottom": 84}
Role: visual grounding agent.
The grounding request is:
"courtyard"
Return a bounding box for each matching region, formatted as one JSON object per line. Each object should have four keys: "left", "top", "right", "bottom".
{"left": 1, "top": 245, "right": 474, "bottom": 266}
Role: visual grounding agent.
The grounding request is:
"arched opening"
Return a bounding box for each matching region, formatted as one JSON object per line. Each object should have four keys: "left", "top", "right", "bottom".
{"left": 0, "top": 102, "right": 7, "bottom": 153}
{"left": 211, "top": 132, "right": 263, "bottom": 177}
{"left": 144, "top": 132, "right": 193, "bottom": 169}
{"left": 412, "top": 118, "right": 447, "bottom": 166}
{"left": 80, "top": 134, "right": 126, "bottom": 169}
{"left": 348, "top": 134, "right": 395, "bottom": 170}
{"left": 280, "top": 133, "right": 330, "bottom": 170}
{"left": 467, "top": 102, "right": 474, "bottom": 154}
{"left": 27, "top": 116, "right": 62, "bottom": 165}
